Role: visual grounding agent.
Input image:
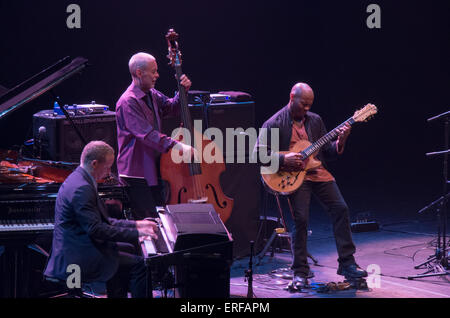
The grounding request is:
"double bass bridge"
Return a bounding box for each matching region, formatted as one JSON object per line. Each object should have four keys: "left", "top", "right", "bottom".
{"left": 188, "top": 197, "right": 208, "bottom": 204}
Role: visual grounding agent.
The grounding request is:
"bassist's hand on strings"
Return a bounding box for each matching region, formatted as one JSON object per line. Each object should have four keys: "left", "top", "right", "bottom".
{"left": 175, "top": 142, "right": 200, "bottom": 162}
{"left": 282, "top": 152, "right": 305, "bottom": 171}
{"left": 178, "top": 74, "right": 192, "bottom": 91}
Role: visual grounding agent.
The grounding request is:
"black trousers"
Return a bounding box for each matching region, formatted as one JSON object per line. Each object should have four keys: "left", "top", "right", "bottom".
{"left": 289, "top": 181, "right": 356, "bottom": 277}
{"left": 106, "top": 242, "right": 147, "bottom": 298}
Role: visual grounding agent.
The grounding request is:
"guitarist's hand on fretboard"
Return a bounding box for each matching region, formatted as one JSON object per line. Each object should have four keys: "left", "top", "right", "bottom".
{"left": 282, "top": 152, "right": 306, "bottom": 171}
{"left": 337, "top": 122, "right": 352, "bottom": 151}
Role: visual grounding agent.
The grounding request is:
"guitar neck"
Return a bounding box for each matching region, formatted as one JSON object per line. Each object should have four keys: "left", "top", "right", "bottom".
{"left": 301, "top": 117, "right": 355, "bottom": 158}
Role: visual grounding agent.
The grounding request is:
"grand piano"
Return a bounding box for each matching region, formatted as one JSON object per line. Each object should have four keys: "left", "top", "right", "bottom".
{"left": 0, "top": 57, "right": 128, "bottom": 298}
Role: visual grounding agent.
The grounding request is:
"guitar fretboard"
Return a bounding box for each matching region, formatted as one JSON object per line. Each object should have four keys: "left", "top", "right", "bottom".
{"left": 301, "top": 118, "right": 355, "bottom": 158}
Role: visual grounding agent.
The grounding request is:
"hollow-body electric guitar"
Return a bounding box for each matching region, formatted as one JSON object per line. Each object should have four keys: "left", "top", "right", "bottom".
{"left": 261, "top": 104, "right": 378, "bottom": 195}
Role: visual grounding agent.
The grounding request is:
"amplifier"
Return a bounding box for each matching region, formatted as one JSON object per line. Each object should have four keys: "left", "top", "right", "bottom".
{"left": 221, "top": 160, "right": 261, "bottom": 258}
{"left": 33, "top": 110, "right": 117, "bottom": 162}
{"left": 161, "top": 101, "right": 256, "bottom": 157}
{"left": 206, "top": 101, "right": 255, "bottom": 134}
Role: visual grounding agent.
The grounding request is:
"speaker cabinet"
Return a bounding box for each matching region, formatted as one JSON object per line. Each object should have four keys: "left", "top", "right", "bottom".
{"left": 221, "top": 160, "right": 261, "bottom": 258}
{"left": 206, "top": 101, "right": 255, "bottom": 135}
{"left": 161, "top": 101, "right": 256, "bottom": 157}
{"left": 161, "top": 106, "right": 204, "bottom": 138}
{"left": 33, "top": 110, "right": 117, "bottom": 162}
{"left": 161, "top": 100, "right": 260, "bottom": 258}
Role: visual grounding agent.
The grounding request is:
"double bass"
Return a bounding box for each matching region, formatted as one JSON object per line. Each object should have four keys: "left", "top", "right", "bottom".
{"left": 160, "top": 29, "right": 234, "bottom": 223}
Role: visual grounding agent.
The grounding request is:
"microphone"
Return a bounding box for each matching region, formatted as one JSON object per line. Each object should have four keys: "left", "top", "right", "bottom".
{"left": 38, "top": 126, "right": 47, "bottom": 137}
{"left": 37, "top": 126, "right": 47, "bottom": 159}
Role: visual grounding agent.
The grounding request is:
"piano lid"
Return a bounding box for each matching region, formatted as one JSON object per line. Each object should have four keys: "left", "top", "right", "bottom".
{"left": 0, "top": 56, "right": 88, "bottom": 121}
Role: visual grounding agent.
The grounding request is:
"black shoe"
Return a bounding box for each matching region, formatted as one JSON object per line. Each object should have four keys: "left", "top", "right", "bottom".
{"left": 337, "top": 264, "right": 368, "bottom": 278}
{"left": 292, "top": 275, "right": 309, "bottom": 289}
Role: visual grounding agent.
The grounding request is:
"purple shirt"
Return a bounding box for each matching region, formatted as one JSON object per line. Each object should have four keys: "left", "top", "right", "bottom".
{"left": 116, "top": 82, "right": 180, "bottom": 186}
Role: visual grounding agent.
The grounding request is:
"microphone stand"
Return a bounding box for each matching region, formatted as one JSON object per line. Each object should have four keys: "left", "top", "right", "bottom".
{"left": 409, "top": 110, "right": 450, "bottom": 279}
{"left": 244, "top": 241, "right": 255, "bottom": 298}
{"left": 50, "top": 91, "right": 87, "bottom": 146}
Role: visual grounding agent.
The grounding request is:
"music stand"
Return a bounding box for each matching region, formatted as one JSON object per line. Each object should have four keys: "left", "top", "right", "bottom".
{"left": 119, "top": 175, "right": 158, "bottom": 219}
{"left": 408, "top": 110, "right": 449, "bottom": 280}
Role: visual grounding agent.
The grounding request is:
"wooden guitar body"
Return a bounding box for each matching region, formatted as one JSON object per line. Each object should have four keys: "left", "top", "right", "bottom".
{"left": 261, "top": 139, "right": 321, "bottom": 195}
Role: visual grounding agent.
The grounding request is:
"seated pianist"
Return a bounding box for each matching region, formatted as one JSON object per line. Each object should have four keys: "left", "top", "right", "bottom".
{"left": 44, "top": 140, "right": 158, "bottom": 298}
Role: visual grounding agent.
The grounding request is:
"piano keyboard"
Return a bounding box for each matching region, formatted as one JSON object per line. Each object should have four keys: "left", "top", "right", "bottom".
{"left": 142, "top": 239, "right": 158, "bottom": 256}
{"left": 0, "top": 220, "right": 54, "bottom": 232}
{"left": 140, "top": 216, "right": 173, "bottom": 257}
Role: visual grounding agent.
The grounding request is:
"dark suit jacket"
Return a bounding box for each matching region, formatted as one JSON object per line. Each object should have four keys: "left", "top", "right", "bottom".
{"left": 44, "top": 167, "right": 139, "bottom": 283}
{"left": 254, "top": 105, "right": 339, "bottom": 169}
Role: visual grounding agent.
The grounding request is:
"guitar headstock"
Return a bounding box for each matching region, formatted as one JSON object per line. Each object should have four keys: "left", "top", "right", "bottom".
{"left": 352, "top": 103, "right": 378, "bottom": 122}
{"left": 166, "top": 28, "right": 182, "bottom": 68}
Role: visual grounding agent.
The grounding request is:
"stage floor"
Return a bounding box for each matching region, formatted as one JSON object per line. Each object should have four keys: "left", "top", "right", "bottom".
{"left": 229, "top": 210, "right": 450, "bottom": 298}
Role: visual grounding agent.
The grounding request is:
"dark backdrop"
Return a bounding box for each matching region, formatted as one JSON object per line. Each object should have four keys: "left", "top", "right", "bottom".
{"left": 1, "top": 0, "right": 449, "bottom": 220}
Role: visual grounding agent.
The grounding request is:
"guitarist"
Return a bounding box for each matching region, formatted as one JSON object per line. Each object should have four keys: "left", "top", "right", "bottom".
{"left": 255, "top": 82, "right": 367, "bottom": 289}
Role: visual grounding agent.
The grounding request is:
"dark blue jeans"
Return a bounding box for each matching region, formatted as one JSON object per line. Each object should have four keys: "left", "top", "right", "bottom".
{"left": 289, "top": 181, "right": 356, "bottom": 277}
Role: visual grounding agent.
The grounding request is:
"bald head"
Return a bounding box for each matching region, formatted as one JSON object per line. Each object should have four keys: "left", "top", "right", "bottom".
{"left": 290, "top": 83, "right": 313, "bottom": 98}
{"left": 129, "top": 52, "right": 155, "bottom": 78}
{"left": 128, "top": 52, "right": 159, "bottom": 91}
{"left": 289, "top": 82, "right": 314, "bottom": 121}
